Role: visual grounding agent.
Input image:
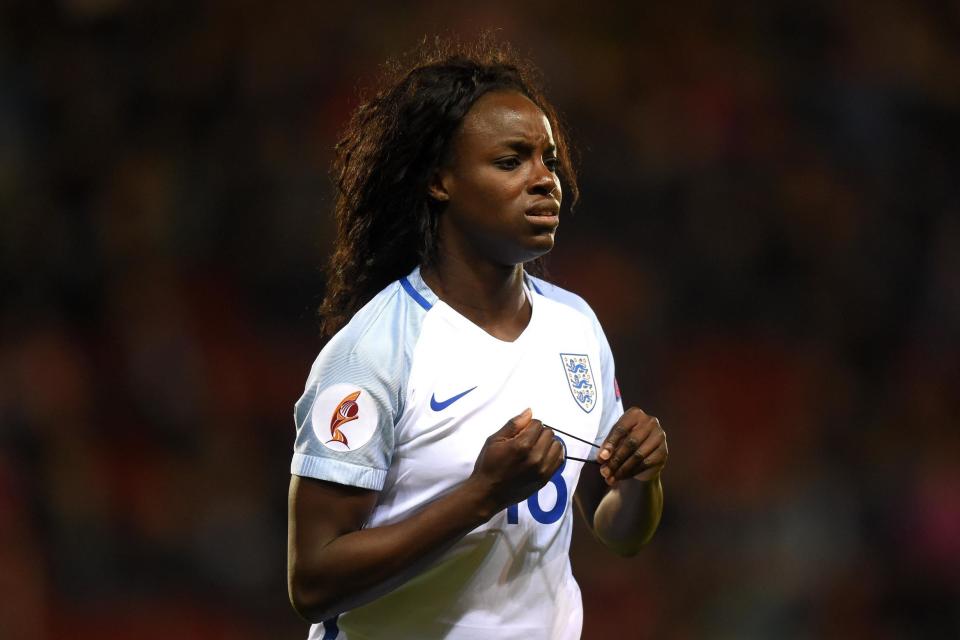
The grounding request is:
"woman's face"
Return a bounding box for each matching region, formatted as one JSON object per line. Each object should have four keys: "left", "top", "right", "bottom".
{"left": 431, "top": 90, "right": 562, "bottom": 268}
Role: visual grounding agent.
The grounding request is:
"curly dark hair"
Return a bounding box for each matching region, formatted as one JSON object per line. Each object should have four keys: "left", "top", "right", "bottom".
{"left": 318, "top": 36, "right": 579, "bottom": 337}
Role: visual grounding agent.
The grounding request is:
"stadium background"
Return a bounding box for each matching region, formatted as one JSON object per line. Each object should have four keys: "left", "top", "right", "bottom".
{"left": 2, "top": 1, "right": 958, "bottom": 638}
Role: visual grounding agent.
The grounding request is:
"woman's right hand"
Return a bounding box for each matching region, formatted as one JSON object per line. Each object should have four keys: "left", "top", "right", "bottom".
{"left": 466, "top": 408, "right": 565, "bottom": 514}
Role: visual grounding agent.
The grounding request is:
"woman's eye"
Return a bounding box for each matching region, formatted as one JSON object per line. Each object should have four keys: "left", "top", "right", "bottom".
{"left": 545, "top": 157, "right": 559, "bottom": 172}
{"left": 496, "top": 157, "right": 521, "bottom": 170}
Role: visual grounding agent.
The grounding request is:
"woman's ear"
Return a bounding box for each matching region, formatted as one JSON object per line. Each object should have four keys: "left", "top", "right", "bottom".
{"left": 427, "top": 169, "right": 450, "bottom": 202}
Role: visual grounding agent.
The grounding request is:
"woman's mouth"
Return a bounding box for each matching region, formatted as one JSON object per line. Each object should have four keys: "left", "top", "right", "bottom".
{"left": 525, "top": 202, "right": 560, "bottom": 227}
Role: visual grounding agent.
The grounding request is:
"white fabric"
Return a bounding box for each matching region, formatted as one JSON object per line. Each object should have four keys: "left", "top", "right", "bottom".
{"left": 293, "top": 267, "right": 624, "bottom": 640}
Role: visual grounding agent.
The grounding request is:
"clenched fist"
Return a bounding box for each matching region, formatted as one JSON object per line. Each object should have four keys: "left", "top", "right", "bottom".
{"left": 468, "top": 408, "right": 565, "bottom": 510}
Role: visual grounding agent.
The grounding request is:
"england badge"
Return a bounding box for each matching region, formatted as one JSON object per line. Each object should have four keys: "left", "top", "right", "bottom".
{"left": 560, "top": 353, "right": 596, "bottom": 413}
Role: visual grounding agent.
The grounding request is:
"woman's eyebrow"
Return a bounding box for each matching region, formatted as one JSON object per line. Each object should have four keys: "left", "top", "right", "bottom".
{"left": 498, "top": 138, "right": 557, "bottom": 153}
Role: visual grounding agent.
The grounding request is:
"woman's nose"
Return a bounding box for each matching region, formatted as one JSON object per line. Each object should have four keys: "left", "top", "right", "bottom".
{"left": 529, "top": 163, "right": 559, "bottom": 198}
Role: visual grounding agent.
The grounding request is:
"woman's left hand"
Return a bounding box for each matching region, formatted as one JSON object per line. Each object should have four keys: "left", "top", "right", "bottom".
{"left": 597, "top": 407, "right": 668, "bottom": 485}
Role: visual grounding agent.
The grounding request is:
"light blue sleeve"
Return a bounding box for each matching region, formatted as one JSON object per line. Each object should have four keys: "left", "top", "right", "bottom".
{"left": 291, "top": 284, "right": 420, "bottom": 491}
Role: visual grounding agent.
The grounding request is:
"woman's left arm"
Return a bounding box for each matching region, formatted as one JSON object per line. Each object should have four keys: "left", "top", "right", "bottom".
{"left": 574, "top": 407, "right": 667, "bottom": 556}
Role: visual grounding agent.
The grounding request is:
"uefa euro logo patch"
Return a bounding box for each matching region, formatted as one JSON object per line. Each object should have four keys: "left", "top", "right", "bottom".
{"left": 329, "top": 390, "right": 361, "bottom": 447}
{"left": 312, "top": 384, "right": 378, "bottom": 451}
{"left": 560, "top": 353, "right": 596, "bottom": 413}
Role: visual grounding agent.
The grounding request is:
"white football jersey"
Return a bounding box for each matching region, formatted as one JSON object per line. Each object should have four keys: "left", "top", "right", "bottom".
{"left": 292, "top": 266, "right": 624, "bottom": 640}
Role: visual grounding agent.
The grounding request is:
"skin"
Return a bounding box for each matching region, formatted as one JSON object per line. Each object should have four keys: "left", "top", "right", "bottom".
{"left": 423, "top": 90, "right": 564, "bottom": 341}
{"left": 577, "top": 408, "right": 668, "bottom": 555}
{"left": 288, "top": 90, "right": 667, "bottom": 623}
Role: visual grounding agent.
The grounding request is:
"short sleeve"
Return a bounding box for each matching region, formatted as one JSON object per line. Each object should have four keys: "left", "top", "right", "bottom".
{"left": 291, "top": 336, "right": 399, "bottom": 490}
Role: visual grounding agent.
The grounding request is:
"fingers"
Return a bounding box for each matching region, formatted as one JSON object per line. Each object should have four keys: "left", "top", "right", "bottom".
{"left": 530, "top": 428, "right": 564, "bottom": 479}
{"left": 515, "top": 416, "right": 545, "bottom": 447}
{"left": 544, "top": 437, "right": 565, "bottom": 476}
{"left": 600, "top": 410, "right": 667, "bottom": 484}
{"left": 613, "top": 434, "right": 667, "bottom": 480}
{"left": 598, "top": 421, "right": 629, "bottom": 463}
{"left": 493, "top": 412, "right": 568, "bottom": 482}
{"left": 490, "top": 411, "right": 551, "bottom": 463}
{"left": 550, "top": 436, "right": 564, "bottom": 465}
{"left": 522, "top": 420, "right": 563, "bottom": 478}
{"left": 598, "top": 407, "right": 648, "bottom": 464}
{"left": 496, "top": 408, "right": 533, "bottom": 439}
{"left": 530, "top": 423, "right": 555, "bottom": 460}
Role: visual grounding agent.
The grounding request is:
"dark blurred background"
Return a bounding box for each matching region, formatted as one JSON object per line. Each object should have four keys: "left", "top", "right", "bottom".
{"left": 2, "top": 1, "right": 959, "bottom": 638}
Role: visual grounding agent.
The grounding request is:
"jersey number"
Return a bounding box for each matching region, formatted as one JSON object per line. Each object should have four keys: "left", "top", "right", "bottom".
{"left": 506, "top": 437, "right": 568, "bottom": 525}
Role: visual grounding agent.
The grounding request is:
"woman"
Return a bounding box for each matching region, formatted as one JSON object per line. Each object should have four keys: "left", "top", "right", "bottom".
{"left": 288, "top": 39, "right": 667, "bottom": 640}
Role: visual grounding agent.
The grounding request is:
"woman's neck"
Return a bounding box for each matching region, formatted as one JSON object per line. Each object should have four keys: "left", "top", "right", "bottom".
{"left": 420, "top": 255, "right": 531, "bottom": 342}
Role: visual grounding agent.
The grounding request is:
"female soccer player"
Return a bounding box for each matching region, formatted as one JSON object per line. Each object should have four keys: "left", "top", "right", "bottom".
{"left": 287, "top": 40, "right": 668, "bottom": 640}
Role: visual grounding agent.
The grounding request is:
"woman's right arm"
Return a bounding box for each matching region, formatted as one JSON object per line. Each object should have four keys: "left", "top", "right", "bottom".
{"left": 287, "top": 409, "right": 563, "bottom": 623}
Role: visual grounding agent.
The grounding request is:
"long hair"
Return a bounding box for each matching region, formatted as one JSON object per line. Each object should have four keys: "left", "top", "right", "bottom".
{"left": 319, "top": 36, "right": 578, "bottom": 337}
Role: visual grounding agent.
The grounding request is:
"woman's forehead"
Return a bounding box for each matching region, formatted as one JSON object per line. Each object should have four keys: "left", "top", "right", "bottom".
{"left": 459, "top": 91, "right": 554, "bottom": 145}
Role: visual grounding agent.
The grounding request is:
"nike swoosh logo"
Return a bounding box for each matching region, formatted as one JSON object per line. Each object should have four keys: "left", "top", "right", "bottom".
{"left": 430, "top": 386, "right": 477, "bottom": 411}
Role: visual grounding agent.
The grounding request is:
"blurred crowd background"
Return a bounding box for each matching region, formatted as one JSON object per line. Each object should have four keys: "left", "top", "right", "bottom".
{"left": 2, "top": 1, "right": 958, "bottom": 638}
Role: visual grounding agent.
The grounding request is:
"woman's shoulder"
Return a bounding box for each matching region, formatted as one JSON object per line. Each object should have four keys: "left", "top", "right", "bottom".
{"left": 526, "top": 274, "right": 599, "bottom": 325}
{"left": 526, "top": 273, "right": 618, "bottom": 360}
{"left": 300, "top": 279, "right": 421, "bottom": 415}
{"left": 318, "top": 278, "right": 429, "bottom": 367}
